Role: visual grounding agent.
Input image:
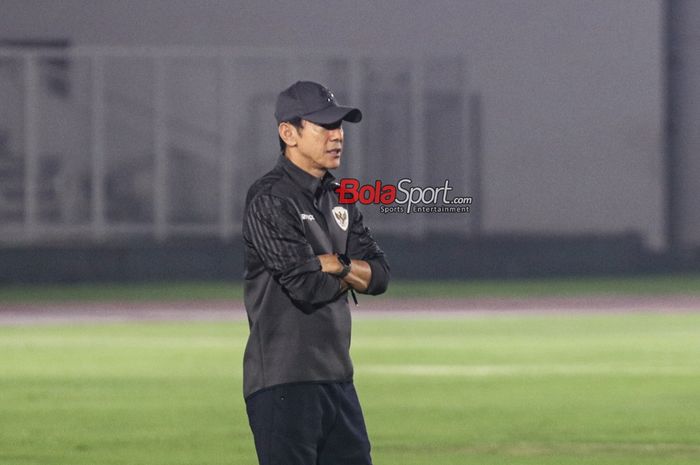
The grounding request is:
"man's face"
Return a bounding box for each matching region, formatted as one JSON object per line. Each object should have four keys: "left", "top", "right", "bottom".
{"left": 292, "top": 120, "right": 344, "bottom": 172}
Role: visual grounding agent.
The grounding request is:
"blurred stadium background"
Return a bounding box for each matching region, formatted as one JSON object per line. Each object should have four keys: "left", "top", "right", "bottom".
{"left": 2, "top": 1, "right": 700, "bottom": 465}
{"left": 2, "top": 0, "right": 699, "bottom": 281}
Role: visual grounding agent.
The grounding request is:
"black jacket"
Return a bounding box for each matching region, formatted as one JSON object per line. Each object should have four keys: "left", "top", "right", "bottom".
{"left": 242, "top": 155, "right": 390, "bottom": 398}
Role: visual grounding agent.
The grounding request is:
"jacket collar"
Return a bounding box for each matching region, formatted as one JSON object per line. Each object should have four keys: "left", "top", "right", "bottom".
{"left": 278, "top": 154, "right": 336, "bottom": 197}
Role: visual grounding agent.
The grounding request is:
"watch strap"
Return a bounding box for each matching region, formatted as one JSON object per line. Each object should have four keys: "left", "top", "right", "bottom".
{"left": 336, "top": 254, "right": 351, "bottom": 278}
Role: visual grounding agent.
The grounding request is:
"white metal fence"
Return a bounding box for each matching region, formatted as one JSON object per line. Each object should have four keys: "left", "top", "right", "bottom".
{"left": 0, "top": 46, "right": 475, "bottom": 244}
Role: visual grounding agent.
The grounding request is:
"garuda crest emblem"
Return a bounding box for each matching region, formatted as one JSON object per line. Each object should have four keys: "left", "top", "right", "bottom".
{"left": 332, "top": 206, "right": 348, "bottom": 231}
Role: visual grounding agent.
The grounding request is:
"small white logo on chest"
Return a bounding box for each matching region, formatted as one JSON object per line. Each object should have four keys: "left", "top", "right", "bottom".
{"left": 332, "top": 206, "right": 349, "bottom": 231}
{"left": 300, "top": 213, "right": 316, "bottom": 222}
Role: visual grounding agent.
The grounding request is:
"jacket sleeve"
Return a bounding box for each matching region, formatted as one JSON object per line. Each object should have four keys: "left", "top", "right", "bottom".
{"left": 244, "top": 194, "right": 343, "bottom": 307}
{"left": 346, "top": 204, "right": 390, "bottom": 295}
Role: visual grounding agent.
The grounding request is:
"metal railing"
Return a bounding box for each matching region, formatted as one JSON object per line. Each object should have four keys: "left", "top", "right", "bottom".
{"left": 0, "top": 46, "right": 474, "bottom": 244}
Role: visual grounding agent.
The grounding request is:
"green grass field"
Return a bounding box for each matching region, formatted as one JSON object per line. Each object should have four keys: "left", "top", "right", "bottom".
{"left": 2, "top": 313, "right": 700, "bottom": 465}
{"left": 3, "top": 273, "right": 700, "bottom": 303}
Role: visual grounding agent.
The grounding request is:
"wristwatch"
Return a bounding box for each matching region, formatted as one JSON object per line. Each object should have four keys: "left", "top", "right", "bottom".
{"left": 336, "top": 254, "right": 359, "bottom": 306}
{"left": 336, "top": 254, "right": 352, "bottom": 278}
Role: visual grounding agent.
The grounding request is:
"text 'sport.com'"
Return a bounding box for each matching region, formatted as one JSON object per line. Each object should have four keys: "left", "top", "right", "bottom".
{"left": 335, "top": 178, "right": 473, "bottom": 214}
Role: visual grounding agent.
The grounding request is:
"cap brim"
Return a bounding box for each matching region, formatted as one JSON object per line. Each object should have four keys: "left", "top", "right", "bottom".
{"left": 302, "top": 105, "right": 362, "bottom": 124}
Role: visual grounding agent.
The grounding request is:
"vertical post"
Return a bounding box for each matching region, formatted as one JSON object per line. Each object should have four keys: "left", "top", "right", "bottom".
{"left": 219, "top": 55, "right": 234, "bottom": 240}
{"left": 459, "top": 57, "right": 471, "bottom": 237}
{"left": 664, "top": 0, "right": 678, "bottom": 253}
{"left": 153, "top": 57, "right": 168, "bottom": 240}
{"left": 468, "top": 93, "right": 483, "bottom": 237}
{"left": 23, "top": 54, "right": 39, "bottom": 238}
{"left": 348, "top": 56, "right": 364, "bottom": 180}
{"left": 91, "top": 55, "right": 106, "bottom": 239}
{"left": 410, "top": 57, "right": 426, "bottom": 238}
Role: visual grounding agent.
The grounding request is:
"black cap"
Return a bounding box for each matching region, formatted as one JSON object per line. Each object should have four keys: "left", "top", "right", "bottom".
{"left": 275, "top": 81, "right": 362, "bottom": 125}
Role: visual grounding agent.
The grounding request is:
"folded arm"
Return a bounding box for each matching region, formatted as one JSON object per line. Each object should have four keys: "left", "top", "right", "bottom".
{"left": 244, "top": 194, "right": 344, "bottom": 308}
{"left": 317, "top": 204, "right": 390, "bottom": 295}
{"left": 317, "top": 254, "right": 371, "bottom": 292}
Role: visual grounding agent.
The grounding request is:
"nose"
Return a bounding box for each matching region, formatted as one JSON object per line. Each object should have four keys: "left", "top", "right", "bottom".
{"left": 328, "top": 127, "right": 343, "bottom": 141}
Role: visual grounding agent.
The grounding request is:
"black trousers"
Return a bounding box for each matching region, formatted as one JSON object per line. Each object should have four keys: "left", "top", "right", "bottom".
{"left": 245, "top": 381, "right": 373, "bottom": 465}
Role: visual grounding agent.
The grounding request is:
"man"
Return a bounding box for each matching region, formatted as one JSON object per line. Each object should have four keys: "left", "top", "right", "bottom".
{"left": 242, "top": 80, "right": 390, "bottom": 465}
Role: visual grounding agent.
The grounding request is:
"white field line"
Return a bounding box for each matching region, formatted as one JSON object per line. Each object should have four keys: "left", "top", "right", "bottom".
{"left": 361, "top": 364, "right": 700, "bottom": 377}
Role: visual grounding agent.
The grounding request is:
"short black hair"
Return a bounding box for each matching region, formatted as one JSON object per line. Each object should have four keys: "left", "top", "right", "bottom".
{"left": 278, "top": 117, "right": 304, "bottom": 152}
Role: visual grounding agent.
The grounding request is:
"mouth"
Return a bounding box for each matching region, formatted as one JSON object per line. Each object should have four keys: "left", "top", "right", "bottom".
{"left": 326, "top": 148, "right": 342, "bottom": 157}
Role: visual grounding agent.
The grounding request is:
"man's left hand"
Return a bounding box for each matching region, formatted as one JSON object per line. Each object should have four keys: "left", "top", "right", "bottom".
{"left": 317, "top": 254, "right": 372, "bottom": 292}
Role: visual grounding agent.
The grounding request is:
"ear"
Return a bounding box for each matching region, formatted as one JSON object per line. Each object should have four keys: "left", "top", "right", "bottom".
{"left": 278, "top": 122, "right": 298, "bottom": 147}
